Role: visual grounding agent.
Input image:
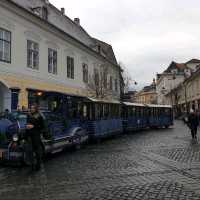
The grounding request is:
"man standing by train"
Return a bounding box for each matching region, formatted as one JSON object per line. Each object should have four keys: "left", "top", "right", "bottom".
{"left": 26, "top": 104, "right": 44, "bottom": 171}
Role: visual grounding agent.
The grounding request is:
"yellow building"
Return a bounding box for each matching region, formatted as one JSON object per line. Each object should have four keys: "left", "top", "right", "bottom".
{"left": 135, "top": 90, "right": 157, "bottom": 104}
{"left": 135, "top": 80, "right": 157, "bottom": 104}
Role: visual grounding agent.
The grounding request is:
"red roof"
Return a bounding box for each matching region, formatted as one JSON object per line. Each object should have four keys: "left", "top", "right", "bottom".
{"left": 164, "top": 61, "right": 187, "bottom": 73}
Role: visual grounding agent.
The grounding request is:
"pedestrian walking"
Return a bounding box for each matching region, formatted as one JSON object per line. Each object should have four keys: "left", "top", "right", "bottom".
{"left": 187, "top": 109, "right": 199, "bottom": 139}
{"left": 26, "top": 104, "right": 44, "bottom": 171}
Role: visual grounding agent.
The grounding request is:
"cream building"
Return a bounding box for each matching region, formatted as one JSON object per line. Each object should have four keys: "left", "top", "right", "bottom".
{"left": 134, "top": 80, "right": 157, "bottom": 104}
{"left": 0, "top": 0, "right": 121, "bottom": 112}
{"left": 156, "top": 61, "right": 192, "bottom": 105}
{"left": 165, "top": 68, "right": 200, "bottom": 115}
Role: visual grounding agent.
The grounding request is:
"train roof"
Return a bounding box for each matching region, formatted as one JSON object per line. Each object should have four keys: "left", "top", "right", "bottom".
{"left": 123, "top": 102, "right": 145, "bottom": 107}
{"left": 87, "top": 97, "right": 121, "bottom": 104}
{"left": 145, "top": 104, "right": 172, "bottom": 108}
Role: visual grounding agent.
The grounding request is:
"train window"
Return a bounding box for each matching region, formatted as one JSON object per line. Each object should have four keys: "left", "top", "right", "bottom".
{"left": 136, "top": 107, "right": 139, "bottom": 117}
{"left": 105, "top": 104, "right": 109, "bottom": 118}
{"left": 138, "top": 107, "right": 141, "bottom": 117}
{"left": 131, "top": 107, "right": 135, "bottom": 117}
{"left": 127, "top": 107, "right": 131, "bottom": 117}
{"left": 141, "top": 107, "right": 144, "bottom": 117}
{"left": 94, "top": 104, "right": 99, "bottom": 120}
{"left": 164, "top": 108, "right": 170, "bottom": 115}
{"left": 83, "top": 105, "right": 87, "bottom": 118}
{"left": 155, "top": 108, "right": 158, "bottom": 118}
{"left": 153, "top": 108, "right": 155, "bottom": 117}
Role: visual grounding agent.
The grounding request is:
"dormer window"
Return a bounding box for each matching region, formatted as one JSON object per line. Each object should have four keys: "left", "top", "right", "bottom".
{"left": 31, "top": 6, "right": 48, "bottom": 20}
{"left": 42, "top": 7, "right": 48, "bottom": 20}
{"left": 171, "top": 69, "right": 177, "bottom": 74}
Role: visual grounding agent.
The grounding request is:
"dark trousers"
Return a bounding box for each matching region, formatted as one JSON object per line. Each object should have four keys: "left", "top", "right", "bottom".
{"left": 31, "top": 137, "right": 42, "bottom": 167}
{"left": 25, "top": 135, "right": 42, "bottom": 168}
{"left": 190, "top": 127, "right": 197, "bottom": 138}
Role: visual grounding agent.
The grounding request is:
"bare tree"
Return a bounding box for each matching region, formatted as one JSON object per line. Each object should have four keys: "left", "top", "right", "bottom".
{"left": 119, "top": 62, "right": 136, "bottom": 93}
{"left": 87, "top": 63, "right": 111, "bottom": 99}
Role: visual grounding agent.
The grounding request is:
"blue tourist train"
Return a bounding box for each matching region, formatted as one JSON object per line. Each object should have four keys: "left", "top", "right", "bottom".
{"left": 0, "top": 91, "right": 173, "bottom": 164}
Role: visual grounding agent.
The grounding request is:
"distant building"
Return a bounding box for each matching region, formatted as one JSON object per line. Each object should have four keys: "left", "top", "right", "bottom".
{"left": 185, "top": 59, "right": 200, "bottom": 72}
{"left": 165, "top": 67, "right": 200, "bottom": 116}
{"left": 156, "top": 61, "right": 194, "bottom": 105}
{"left": 123, "top": 91, "right": 137, "bottom": 102}
{"left": 134, "top": 79, "right": 157, "bottom": 104}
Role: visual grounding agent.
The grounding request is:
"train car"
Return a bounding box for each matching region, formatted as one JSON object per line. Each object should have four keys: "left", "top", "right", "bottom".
{"left": 146, "top": 104, "right": 173, "bottom": 128}
{"left": 81, "top": 98, "right": 123, "bottom": 141}
{"left": 122, "top": 102, "right": 148, "bottom": 132}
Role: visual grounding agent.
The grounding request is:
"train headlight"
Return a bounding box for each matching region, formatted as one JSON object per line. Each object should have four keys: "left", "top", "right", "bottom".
{"left": 13, "top": 134, "right": 19, "bottom": 142}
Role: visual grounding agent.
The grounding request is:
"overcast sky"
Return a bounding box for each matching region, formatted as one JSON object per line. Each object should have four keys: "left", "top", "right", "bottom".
{"left": 50, "top": 0, "right": 200, "bottom": 89}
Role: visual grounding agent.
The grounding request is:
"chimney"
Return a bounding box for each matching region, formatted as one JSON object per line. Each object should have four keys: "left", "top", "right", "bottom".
{"left": 74, "top": 18, "right": 80, "bottom": 25}
{"left": 61, "top": 8, "right": 65, "bottom": 15}
{"left": 45, "top": 0, "right": 49, "bottom": 4}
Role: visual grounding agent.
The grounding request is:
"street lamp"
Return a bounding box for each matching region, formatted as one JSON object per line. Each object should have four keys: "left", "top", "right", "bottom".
{"left": 182, "top": 82, "right": 189, "bottom": 114}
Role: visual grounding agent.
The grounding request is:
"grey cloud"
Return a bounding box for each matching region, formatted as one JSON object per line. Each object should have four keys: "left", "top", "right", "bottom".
{"left": 50, "top": 0, "right": 200, "bottom": 88}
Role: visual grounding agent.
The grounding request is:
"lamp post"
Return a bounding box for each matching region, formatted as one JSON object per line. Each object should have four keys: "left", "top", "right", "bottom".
{"left": 183, "top": 82, "right": 189, "bottom": 114}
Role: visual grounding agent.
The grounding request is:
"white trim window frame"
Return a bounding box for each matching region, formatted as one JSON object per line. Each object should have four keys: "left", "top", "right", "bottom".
{"left": 67, "top": 56, "right": 74, "bottom": 79}
{"left": 82, "top": 63, "right": 88, "bottom": 83}
{"left": 0, "top": 27, "right": 11, "bottom": 63}
{"left": 115, "top": 79, "right": 118, "bottom": 92}
{"left": 27, "top": 40, "right": 39, "bottom": 70}
{"left": 48, "top": 48, "right": 57, "bottom": 74}
{"left": 110, "top": 76, "right": 113, "bottom": 90}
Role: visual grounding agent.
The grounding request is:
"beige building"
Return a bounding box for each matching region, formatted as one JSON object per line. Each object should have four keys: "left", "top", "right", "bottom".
{"left": 134, "top": 80, "right": 157, "bottom": 104}
{"left": 165, "top": 67, "right": 200, "bottom": 116}
{"left": 156, "top": 61, "right": 190, "bottom": 105}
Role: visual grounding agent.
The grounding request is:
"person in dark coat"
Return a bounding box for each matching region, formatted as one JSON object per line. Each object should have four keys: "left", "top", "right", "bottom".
{"left": 26, "top": 104, "right": 44, "bottom": 171}
{"left": 187, "top": 109, "right": 199, "bottom": 139}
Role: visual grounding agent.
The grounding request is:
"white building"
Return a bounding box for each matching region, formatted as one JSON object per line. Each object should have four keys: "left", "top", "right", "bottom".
{"left": 156, "top": 61, "right": 190, "bottom": 105}
{"left": 0, "top": 0, "right": 121, "bottom": 112}
{"left": 156, "top": 60, "right": 200, "bottom": 105}
{"left": 185, "top": 59, "right": 200, "bottom": 72}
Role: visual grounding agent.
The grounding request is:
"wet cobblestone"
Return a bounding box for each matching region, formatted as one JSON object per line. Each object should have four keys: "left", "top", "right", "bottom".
{"left": 1, "top": 121, "right": 200, "bottom": 199}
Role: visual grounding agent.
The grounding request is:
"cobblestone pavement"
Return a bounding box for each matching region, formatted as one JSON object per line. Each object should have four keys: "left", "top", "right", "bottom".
{"left": 1, "top": 121, "right": 200, "bottom": 199}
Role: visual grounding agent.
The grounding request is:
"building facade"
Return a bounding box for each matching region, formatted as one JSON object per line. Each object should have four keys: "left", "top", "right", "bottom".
{"left": 0, "top": 0, "right": 121, "bottom": 112}
{"left": 122, "top": 91, "right": 137, "bottom": 102}
{"left": 156, "top": 61, "right": 193, "bottom": 105}
{"left": 165, "top": 68, "right": 200, "bottom": 116}
{"left": 134, "top": 80, "right": 157, "bottom": 104}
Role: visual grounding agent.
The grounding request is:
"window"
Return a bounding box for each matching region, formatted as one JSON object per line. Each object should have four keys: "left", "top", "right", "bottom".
{"left": 110, "top": 76, "right": 113, "bottom": 90}
{"left": 67, "top": 56, "right": 74, "bottom": 79}
{"left": 27, "top": 40, "right": 39, "bottom": 69}
{"left": 0, "top": 28, "right": 11, "bottom": 63}
{"left": 42, "top": 7, "right": 48, "bottom": 20}
{"left": 115, "top": 79, "right": 118, "bottom": 92}
{"left": 103, "top": 71, "right": 107, "bottom": 89}
{"left": 82, "top": 63, "right": 88, "bottom": 83}
{"left": 94, "top": 69, "right": 99, "bottom": 87}
{"left": 48, "top": 48, "right": 57, "bottom": 74}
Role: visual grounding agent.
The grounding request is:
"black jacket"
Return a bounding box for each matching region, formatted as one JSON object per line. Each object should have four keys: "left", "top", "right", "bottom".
{"left": 188, "top": 113, "right": 199, "bottom": 128}
{"left": 27, "top": 112, "right": 44, "bottom": 138}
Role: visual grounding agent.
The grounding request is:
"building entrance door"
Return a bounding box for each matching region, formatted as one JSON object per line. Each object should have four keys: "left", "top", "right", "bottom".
{"left": 0, "top": 81, "right": 11, "bottom": 112}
